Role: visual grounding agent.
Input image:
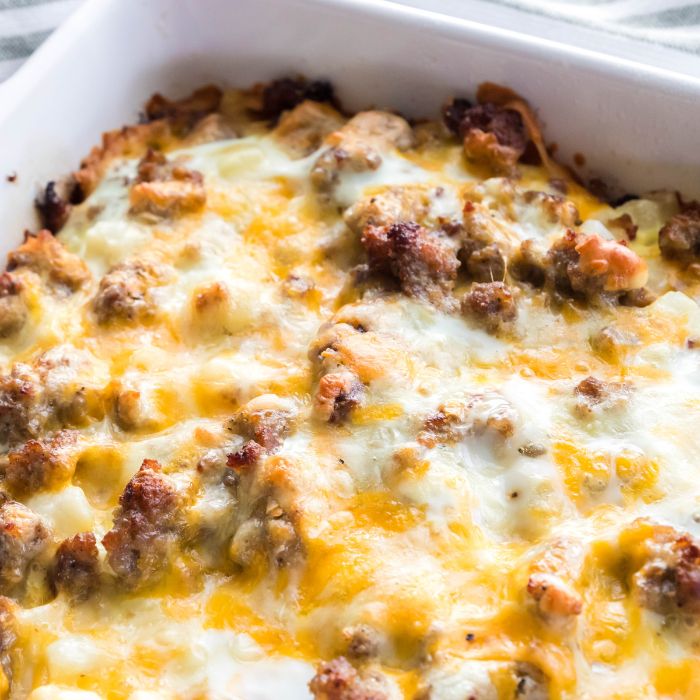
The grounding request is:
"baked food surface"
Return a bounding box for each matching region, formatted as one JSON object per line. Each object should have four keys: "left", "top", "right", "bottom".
{"left": 1, "top": 78, "right": 700, "bottom": 699}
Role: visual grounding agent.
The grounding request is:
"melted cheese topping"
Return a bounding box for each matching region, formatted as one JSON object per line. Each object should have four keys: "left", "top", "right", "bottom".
{"left": 3, "top": 93, "right": 700, "bottom": 700}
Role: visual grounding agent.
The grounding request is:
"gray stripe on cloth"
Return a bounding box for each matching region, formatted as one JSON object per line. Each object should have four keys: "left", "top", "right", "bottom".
{"left": 626, "top": 3, "right": 700, "bottom": 27}
{"left": 0, "top": 27, "right": 51, "bottom": 60}
{"left": 0, "top": 0, "right": 63, "bottom": 10}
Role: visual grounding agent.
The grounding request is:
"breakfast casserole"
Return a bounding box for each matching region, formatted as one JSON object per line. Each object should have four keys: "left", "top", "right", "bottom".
{"left": 0, "top": 76, "right": 699, "bottom": 700}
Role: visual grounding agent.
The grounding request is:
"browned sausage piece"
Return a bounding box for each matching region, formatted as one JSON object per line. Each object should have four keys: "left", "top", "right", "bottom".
{"left": 7, "top": 230, "right": 90, "bottom": 292}
{"left": 274, "top": 100, "right": 345, "bottom": 157}
{"left": 5, "top": 430, "right": 77, "bottom": 496}
{"left": 229, "top": 395, "right": 296, "bottom": 452}
{"left": 102, "top": 459, "right": 181, "bottom": 589}
{"left": 658, "top": 205, "right": 700, "bottom": 264}
{"left": 129, "top": 149, "right": 206, "bottom": 218}
{"left": 309, "top": 657, "right": 393, "bottom": 700}
{"left": 0, "top": 498, "right": 50, "bottom": 591}
{"left": 462, "top": 281, "right": 517, "bottom": 334}
{"left": 256, "top": 77, "right": 336, "bottom": 121}
{"left": 548, "top": 230, "right": 648, "bottom": 300}
{"left": 51, "top": 532, "right": 99, "bottom": 602}
{"left": 315, "top": 370, "right": 364, "bottom": 424}
{"left": 456, "top": 103, "right": 528, "bottom": 173}
{"left": 35, "top": 181, "right": 71, "bottom": 234}
{"left": 361, "top": 222, "right": 459, "bottom": 305}
{"left": 635, "top": 528, "right": 700, "bottom": 615}
{"left": 93, "top": 260, "right": 163, "bottom": 325}
{"left": 144, "top": 85, "right": 223, "bottom": 129}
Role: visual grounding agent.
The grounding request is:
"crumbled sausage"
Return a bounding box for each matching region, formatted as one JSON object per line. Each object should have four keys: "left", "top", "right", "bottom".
{"left": 458, "top": 202, "right": 508, "bottom": 282}
{"left": 658, "top": 205, "right": 700, "bottom": 264}
{"left": 521, "top": 190, "right": 579, "bottom": 227}
{"left": 309, "top": 657, "right": 394, "bottom": 700}
{"left": 573, "top": 376, "right": 630, "bottom": 417}
{"left": 7, "top": 230, "right": 90, "bottom": 292}
{"left": 102, "top": 459, "right": 181, "bottom": 589}
{"left": 574, "top": 376, "right": 607, "bottom": 404}
{"left": 315, "top": 370, "right": 364, "bottom": 423}
{"left": 229, "top": 394, "right": 296, "bottom": 452}
{"left": 144, "top": 85, "right": 223, "bottom": 130}
{"left": 548, "top": 230, "right": 648, "bottom": 301}
{"left": 35, "top": 181, "right": 71, "bottom": 234}
{"left": 361, "top": 222, "right": 459, "bottom": 305}
{"left": 608, "top": 212, "right": 638, "bottom": 241}
{"left": 228, "top": 517, "right": 262, "bottom": 568}
{"left": 464, "top": 243, "right": 506, "bottom": 283}
{"left": 510, "top": 239, "right": 547, "bottom": 288}
{"left": 419, "top": 392, "right": 517, "bottom": 448}
{"left": 0, "top": 347, "right": 104, "bottom": 445}
{"left": 226, "top": 440, "right": 264, "bottom": 471}
{"left": 312, "top": 111, "right": 414, "bottom": 194}
{"left": 0, "top": 364, "right": 45, "bottom": 445}
{"left": 344, "top": 187, "right": 430, "bottom": 235}
{"left": 229, "top": 497, "right": 301, "bottom": 568}
{"left": 634, "top": 527, "right": 700, "bottom": 615}
{"left": 462, "top": 281, "right": 517, "bottom": 333}
{"left": 274, "top": 100, "right": 345, "bottom": 156}
{"left": 527, "top": 572, "right": 583, "bottom": 617}
{"left": 456, "top": 103, "right": 528, "bottom": 173}
{"left": 129, "top": 149, "right": 206, "bottom": 217}
{"left": 0, "top": 273, "right": 27, "bottom": 338}
{"left": 73, "top": 87, "right": 222, "bottom": 200}
{"left": 93, "top": 260, "right": 163, "bottom": 325}
{"left": 441, "top": 97, "right": 473, "bottom": 136}
{"left": 50, "top": 532, "right": 99, "bottom": 602}
{"left": 256, "top": 77, "right": 336, "bottom": 121}
{"left": 343, "top": 624, "right": 381, "bottom": 660}
{"left": 5, "top": 430, "right": 77, "bottom": 496}
{"left": 110, "top": 385, "right": 160, "bottom": 432}
{"left": 309, "top": 324, "right": 367, "bottom": 424}
{"left": 0, "top": 498, "right": 50, "bottom": 591}
{"left": 264, "top": 500, "right": 300, "bottom": 567}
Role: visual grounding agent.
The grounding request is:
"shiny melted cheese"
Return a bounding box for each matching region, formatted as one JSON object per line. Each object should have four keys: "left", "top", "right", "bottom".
{"left": 4, "top": 102, "right": 700, "bottom": 700}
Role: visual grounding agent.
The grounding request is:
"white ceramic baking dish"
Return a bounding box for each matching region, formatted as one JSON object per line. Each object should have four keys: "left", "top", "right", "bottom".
{"left": 0, "top": 0, "right": 699, "bottom": 255}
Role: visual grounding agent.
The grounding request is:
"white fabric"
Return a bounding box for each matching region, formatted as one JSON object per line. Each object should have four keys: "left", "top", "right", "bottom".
{"left": 0, "top": 0, "right": 698, "bottom": 83}
{"left": 0, "top": 0, "right": 82, "bottom": 82}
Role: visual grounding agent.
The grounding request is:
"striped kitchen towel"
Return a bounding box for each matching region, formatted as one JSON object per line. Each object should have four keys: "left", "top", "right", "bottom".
{"left": 0, "top": 0, "right": 83, "bottom": 82}
{"left": 1, "top": 0, "right": 700, "bottom": 83}
{"left": 486, "top": 0, "right": 700, "bottom": 53}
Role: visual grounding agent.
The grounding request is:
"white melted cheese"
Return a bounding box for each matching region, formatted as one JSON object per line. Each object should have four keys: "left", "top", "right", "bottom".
{"left": 7, "top": 108, "right": 700, "bottom": 700}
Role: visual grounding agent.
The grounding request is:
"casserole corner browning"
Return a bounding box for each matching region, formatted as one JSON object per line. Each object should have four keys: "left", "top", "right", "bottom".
{"left": 1, "top": 75, "right": 700, "bottom": 699}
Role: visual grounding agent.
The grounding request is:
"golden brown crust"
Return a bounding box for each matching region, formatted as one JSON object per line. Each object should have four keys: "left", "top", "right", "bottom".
{"left": 7, "top": 230, "right": 90, "bottom": 292}
{"left": 73, "top": 86, "right": 222, "bottom": 201}
{"left": 274, "top": 100, "right": 345, "bottom": 157}
{"left": 129, "top": 149, "right": 206, "bottom": 218}
{"left": 229, "top": 395, "right": 296, "bottom": 452}
{"left": 5, "top": 430, "right": 77, "bottom": 496}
